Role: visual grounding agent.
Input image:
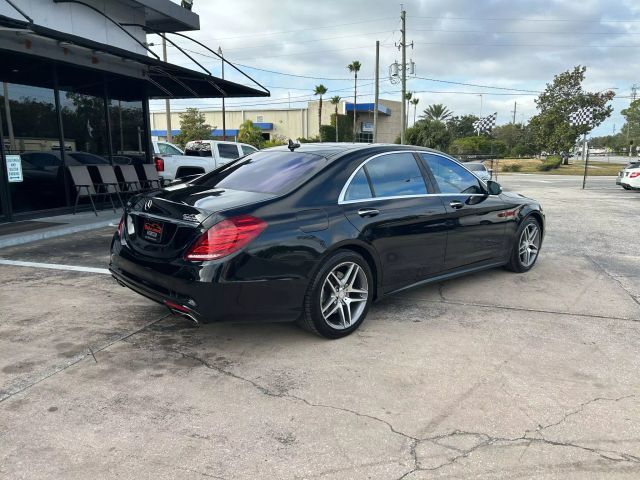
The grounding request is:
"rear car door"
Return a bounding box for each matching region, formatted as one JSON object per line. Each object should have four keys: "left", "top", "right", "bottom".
{"left": 340, "top": 151, "right": 449, "bottom": 292}
{"left": 419, "top": 153, "right": 509, "bottom": 270}
{"left": 216, "top": 143, "right": 242, "bottom": 165}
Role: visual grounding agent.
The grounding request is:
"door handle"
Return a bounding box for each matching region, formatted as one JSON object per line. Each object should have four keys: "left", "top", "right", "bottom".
{"left": 449, "top": 200, "right": 464, "bottom": 209}
{"left": 357, "top": 208, "right": 380, "bottom": 217}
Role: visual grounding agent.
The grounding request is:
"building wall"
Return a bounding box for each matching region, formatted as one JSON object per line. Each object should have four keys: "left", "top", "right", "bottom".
{"left": 151, "top": 99, "right": 402, "bottom": 143}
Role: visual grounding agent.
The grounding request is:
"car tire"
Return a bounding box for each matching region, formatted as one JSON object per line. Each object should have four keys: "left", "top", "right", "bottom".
{"left": 299, "top": 250, "right": 374, "bottom": 339}
{"left": 505, "top": 216, "right": 542, "bottom": 273}
{"left": 622, "top": 185, "right": 631, "bottom": 190}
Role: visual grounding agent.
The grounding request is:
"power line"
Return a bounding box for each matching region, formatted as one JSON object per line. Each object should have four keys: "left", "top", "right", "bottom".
{"left": 165, "top": 29, "right": 397, "bottom": 54}
{"left": 414, "top": 76, "right": 540, "bottom": 93}
{"left": 411, "top": 27, "right": 640, "bottom": 35}
{"left": 173, "top": 16, "right": 396, "bottom": 42}
{"left": 412, "top": 41, "right": 640, "bottom": 48}
{"left": 411, "top": 15, "right": 640, "bottom": 23}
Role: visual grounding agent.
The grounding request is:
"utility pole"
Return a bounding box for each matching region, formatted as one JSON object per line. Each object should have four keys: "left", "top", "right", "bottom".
{"left": 477, "top": 94, "right": 483, "bottom": 136}
{"left": 373, "top": 40, "right": 379, "bottom": 143}
{"left": 162, "top": 36, "right": 172, "bottom": 143}
{"left": 400, "top": 8, "right": 407, "bottom": 144}
{"left": 218, "top": 46, "right": 226, "bottom": 141}
{"left": 512, "top": 101, "right": 517, "bottom": 124}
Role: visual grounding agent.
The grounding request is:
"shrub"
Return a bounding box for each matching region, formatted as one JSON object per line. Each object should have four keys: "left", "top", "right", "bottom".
{"left": 502, "top": 163, "right": 522, "bottom": 172}
{"left": 536, "top": 155, "right": 562, "bottom": 171}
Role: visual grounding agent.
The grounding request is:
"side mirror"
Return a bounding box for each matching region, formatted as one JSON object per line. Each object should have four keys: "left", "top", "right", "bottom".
{"left": 487, "top": 180, "right": 502, "bottom": 195}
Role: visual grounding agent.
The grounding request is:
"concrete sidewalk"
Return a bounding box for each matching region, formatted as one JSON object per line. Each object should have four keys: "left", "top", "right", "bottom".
{"left": 0, "top": 211, "right": 120, "bottom": 250}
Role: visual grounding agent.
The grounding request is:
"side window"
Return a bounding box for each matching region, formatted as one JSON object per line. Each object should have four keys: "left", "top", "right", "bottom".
{"left": 421, "top": 154, "right": 483, "bottom": 194}
{"left": 161, "top": 143, "right": 183, "bottom": 155}
{"left": 344, "top": 168, "right": 372, "bottom": 201}
{"left": 157, "top": 143, "right": 170, "bottom": 154}
{"left": 242, "top": 145, "right": 258, "bottom": 156}
{"left": 365, "top": 153, "right": 428, "bottom": 197}
{"left": 217, "top": 144, "right": 241, "bottom": 159}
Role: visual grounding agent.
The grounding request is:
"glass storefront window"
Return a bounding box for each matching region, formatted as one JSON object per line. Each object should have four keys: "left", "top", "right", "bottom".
{"left": 109, "top": 99, "right": 147, "bottom": 165}
{"left": 59, "top": 90, "right": 109, "bottom": 162}
{"left": 0, "top": 81, "right": 67, "bottom": 213}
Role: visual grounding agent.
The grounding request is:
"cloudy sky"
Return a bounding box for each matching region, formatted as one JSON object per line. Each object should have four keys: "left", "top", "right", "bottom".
{"left": 150, "top": 0, "right": 640, "bottom": 136}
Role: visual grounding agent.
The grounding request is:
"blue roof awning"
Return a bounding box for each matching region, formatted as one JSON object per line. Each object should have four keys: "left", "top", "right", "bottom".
{"left": 345, "top": 103, "right": 391, "bottom": 115}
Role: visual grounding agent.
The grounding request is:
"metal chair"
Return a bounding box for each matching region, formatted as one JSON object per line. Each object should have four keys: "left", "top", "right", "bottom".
{"left": 117, "top": 165, "right": 142, "bottom": 195}
{"left": 68, "top": 166, "right": 98, "bottom": 216}
{"left": 141, "top": 164, "right": 162, "bottom": 190}
{"left": 95, "top": 165, "right": 125, "bottom": 209}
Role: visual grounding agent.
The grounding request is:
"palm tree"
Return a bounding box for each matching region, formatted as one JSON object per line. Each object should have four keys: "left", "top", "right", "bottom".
{"left": 421, "top": 103, "right": 453, "bottom": 122}
{"left": 314, "top": 84, "right": 328, "bottom": 142}
{"left": 411, "top": 97, "right": 420, "bottom": 125}
{"left": 404, "top": 92, "right": 413, "bottom": 130}
{"left": 330, "top": 95, "right": 341, "bottom": 142}
{"left": 347, "top": 60, "right": 361, "bottom": 141}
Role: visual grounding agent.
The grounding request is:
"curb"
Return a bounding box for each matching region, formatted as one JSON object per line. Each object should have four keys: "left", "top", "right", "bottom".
{"left": 0, "top": 218, "right": 119, "bottom": 249}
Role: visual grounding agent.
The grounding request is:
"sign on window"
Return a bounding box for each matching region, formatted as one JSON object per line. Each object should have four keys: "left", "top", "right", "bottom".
{"left": 6, "top": 155, "right": 23, "bottom": 183}
{"left": 362, "top": 122, "right": 374, "bottom": 132}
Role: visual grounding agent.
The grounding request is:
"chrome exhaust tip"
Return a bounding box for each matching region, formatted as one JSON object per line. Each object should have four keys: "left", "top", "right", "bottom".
{"left": 168, "top": 307, "right": 199, "bottom": 326}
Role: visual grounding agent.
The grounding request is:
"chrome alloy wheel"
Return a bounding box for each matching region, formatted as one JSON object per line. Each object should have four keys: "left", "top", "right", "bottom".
{"left": 519, "top": 223, "right": 540, "bottom": 268}
{"left": 320, "top": 261, "right": 369, "bottom": 330}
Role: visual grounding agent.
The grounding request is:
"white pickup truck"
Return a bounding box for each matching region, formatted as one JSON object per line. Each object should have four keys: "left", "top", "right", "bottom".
{"left": 152, "top": 140, "right": 258, "bottom": 184}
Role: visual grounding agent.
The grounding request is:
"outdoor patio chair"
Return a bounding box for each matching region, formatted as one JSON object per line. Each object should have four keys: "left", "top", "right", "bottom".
{"left": 117, "top": 165, "right": 142, "bottom": 195}
{"left": 95, "top": 165, "right": 125, "bottom": 209}
{"left": 68, "top": 166, "right": 98, "bottom": 216}
{"left": 141, "top": 164, "right": 162, "bottom": 190}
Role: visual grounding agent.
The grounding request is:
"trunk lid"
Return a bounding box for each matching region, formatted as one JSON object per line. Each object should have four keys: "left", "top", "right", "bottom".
{"left": 124, "top": 182, "right": 275, "bottom": 259}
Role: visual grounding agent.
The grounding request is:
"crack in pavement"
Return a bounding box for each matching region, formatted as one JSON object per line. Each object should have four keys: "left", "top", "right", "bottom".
{"left": 587, "top": 255, "right": 640, "bottom": 308}
{"left": 0, "top": 314, "right": 170, "bottom": 404}
{"left": 121, "top": 340, "right": 640, "bottom": 479}
{"left": 393, "top": 296, "right": 640, "bottom": 323}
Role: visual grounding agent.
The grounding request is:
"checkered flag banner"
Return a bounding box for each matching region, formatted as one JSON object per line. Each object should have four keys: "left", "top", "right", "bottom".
{"left": 473, "top": 112, "right": 497, "bottom": 133}
{"left": 569, "top": 107, "right": 594, "bottom": 126}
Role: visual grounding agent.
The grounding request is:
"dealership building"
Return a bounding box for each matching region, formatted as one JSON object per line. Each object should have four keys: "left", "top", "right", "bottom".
{"left": 0, "top": 0, "right": 267, "bottom": 223}
{"left": 150, "top": 98, "right": 403, "bottom": 144}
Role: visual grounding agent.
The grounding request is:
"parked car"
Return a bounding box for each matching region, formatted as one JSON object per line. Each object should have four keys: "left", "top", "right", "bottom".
{"left": 110, "top": 144, "right": 545, "bottom": 338}
{"left": 464, "top": 162, "right": 491, "bottom": 182}
{"left": 152, "top": 140, "right": 258, "bottom": 185}
{"left": 619, "top": 161, "right": 640, "bottom": 190}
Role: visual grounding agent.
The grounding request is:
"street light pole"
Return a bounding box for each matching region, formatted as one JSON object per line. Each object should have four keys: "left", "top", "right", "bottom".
{"left": 218, "top": 46, "right": 226, "bottom": 141}
{"left": 162, "top": 36, "right": 172, "bottom": 143}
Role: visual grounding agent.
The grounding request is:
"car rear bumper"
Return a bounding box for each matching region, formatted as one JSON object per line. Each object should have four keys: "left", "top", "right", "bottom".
{"left": 109, "top": 241, "right": 307, "bottom": 323}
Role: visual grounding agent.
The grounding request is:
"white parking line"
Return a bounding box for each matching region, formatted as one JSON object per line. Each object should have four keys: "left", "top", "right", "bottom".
{"left": 0, "top": 259, "right": 110, "bottom": 275}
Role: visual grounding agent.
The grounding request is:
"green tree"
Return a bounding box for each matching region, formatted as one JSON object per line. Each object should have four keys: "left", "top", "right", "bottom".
{"left": 446, "top": 115, "right": 478, "bottom": 139}
{"left": 330, "top": 95, "right": 341, "bottom": 142}
{"left": 410, "top": 97, "right": 420, "bottom": 125}
{"left": 621, "top": 99, "right": 640, "bottom": 154}
{"left": 529, "top": 65, "right": 614, "bottom": 164}
{"left": 450, "top": 136, "right": 507, "bottom": 156}
{"left": 421, "top": 103, "right": 453, "bottom": 122}
{"left": 173, "top": 107, "right": 212, "bottom": 148}
{"left": 237, "top": 120, "right": 264, "bottom": 148}
{"left": 314, "top": 84, "right": 328, "bottom": 142}
{"left": 347, "top": 60, "right": 361, "bottom": 141}
{"left": 401, "top": 119, "right": 452, "bottom": 151}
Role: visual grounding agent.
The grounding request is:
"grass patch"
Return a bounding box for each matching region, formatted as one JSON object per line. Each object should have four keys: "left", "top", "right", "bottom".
{"left": 495, "top": 158, "right": 623, "bottom": 176}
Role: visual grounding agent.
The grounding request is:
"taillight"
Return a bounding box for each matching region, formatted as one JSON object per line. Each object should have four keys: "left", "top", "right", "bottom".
{"left": 117, "top": 215, "right": 124, "bottom": 237}
{"left": 184, "top": 215, "right": 267, "bottom": 261}
{"left": 630, "top": 172, "right": 640, "bottom": 178}
{"left": 154, "top": 156, "right": 164, "bottom": 172}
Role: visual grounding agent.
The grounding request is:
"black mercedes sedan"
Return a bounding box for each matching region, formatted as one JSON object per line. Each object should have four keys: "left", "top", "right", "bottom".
{"left": 110, "top": 143, "right": 544, "bottom": 338}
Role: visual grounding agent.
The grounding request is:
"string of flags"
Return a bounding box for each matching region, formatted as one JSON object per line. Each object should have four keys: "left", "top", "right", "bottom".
{"left": 568, "top": 107, "right": 595, "bottom": 127}
{"left": 473, "top": 112, "right": 497, "bottom": 133}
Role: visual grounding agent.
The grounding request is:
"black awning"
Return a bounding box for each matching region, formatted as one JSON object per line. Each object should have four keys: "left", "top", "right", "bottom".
{"left": 0, "top": 15, "right": 270, "bottom": 100}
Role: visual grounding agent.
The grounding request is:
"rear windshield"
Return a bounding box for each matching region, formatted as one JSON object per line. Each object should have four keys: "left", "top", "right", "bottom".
{"left": 191, "top": 151, "right": 326, "bottom": 195}
{"left": 465, "top": 163, "right": 486, "bottom": 172}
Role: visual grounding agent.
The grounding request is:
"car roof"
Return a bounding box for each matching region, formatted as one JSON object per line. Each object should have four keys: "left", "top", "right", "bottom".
{"left": 264, "top": 142, "right": 444, "bottom": 159}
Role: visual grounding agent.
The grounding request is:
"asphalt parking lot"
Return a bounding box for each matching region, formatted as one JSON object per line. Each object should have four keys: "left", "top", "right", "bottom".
{"left": 1, "top": 174, "right": 639, "bottom": 479}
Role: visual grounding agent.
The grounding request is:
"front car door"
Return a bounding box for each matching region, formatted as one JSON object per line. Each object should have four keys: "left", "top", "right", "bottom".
{"left": 339, "top": 151, "right": 449, "bottom": 293}
{"left": 419, "top": 153, "right": 510, "bottom": 271}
